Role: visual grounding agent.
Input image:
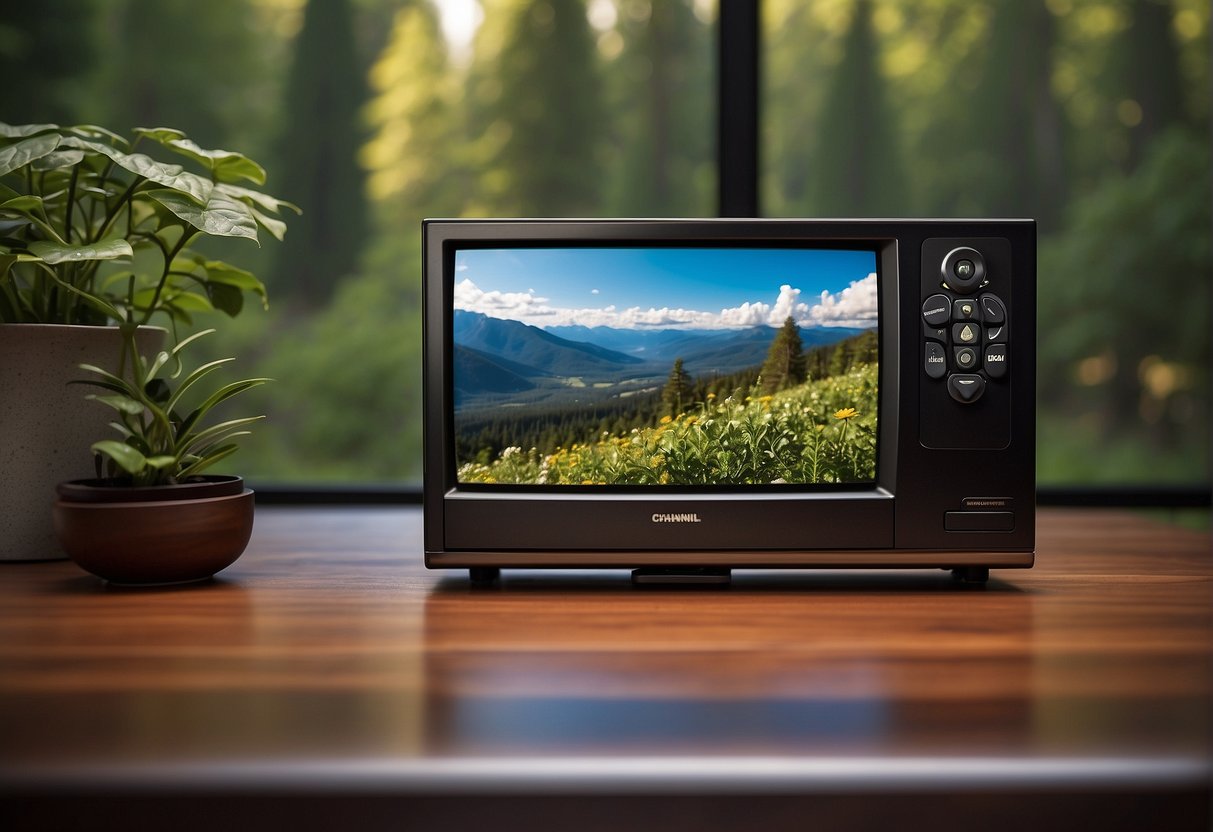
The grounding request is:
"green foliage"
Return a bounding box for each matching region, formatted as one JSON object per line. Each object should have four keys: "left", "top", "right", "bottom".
{"left": 460, "top": 363, "right": 878, "bottom": 486}
{"left": 0, "top": 122, "right": 295, "bottom": 328}
{"left": 607, "top": 0, "right": 714, "bottom": 216}
{"left": 269, "top": 0, "right": 370, "bottom": 305}
{"left": 469, "top": 0, "right": 606, "bottom": 216}
{"left": 759, "top": 316, "right": 808, "bottom": 394}
{"left": 662, "top": 357, "right": 694, "bottom": 416}
{"left": 74, "top": 329, "right": 268, "bottom": 487}
{"left": 0, "top": 0, "right": 100, "bottom": 125}
{"left": 807, "top": 0, "right": 907, "bottom": 216}
{"left": 1039, "top": 127, "right": 1210, "bottom": 481}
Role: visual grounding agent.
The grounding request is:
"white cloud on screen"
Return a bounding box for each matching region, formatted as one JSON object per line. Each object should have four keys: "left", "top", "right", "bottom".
{"left": 453, "top": 274, "right": 878, "bottom": 330}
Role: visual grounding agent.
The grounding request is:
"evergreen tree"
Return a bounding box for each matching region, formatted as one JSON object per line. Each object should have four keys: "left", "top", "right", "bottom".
{"left": 269, "top": 0, "right": 370, "bottom": 305}
{"left": 0, "top": 0, "right": 99, "bottom": 124}
{"left": 363, "top": 2, "right": 459, "bottom": 220}
{"left": 808, "top": 0, "right": 907, "bottom": 216}
{"left": 608, "top": 0, "right": 713, "bottom": 216}
{"left": 663, "top": 357, "right": 694, "bottom": 416}
{"left": 1108, "top": 0, "right": 1188, "bottom": 171}
{"left": 760, "top": 317, "right": 807, "bottom": 394}
{"left": 86, "top": 0, "right": 273, "bottom": 153}
{"left": 469, "top": 0, "right": 606, "bottom": 216}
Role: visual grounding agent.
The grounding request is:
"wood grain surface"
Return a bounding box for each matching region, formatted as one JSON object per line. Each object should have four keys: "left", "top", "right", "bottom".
{"left": 0, "top": 506, "right": 1209, "bottom": 830}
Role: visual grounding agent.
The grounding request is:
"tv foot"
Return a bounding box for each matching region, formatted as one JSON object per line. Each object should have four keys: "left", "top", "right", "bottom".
{"left": 468, "top": 567, "right": 501, "bottom": 586}
{"left": 951, "top": 566, "right": 990, "bottom": 585}
{"left": 631, "top": 567, "right": 732, "bottom": 586}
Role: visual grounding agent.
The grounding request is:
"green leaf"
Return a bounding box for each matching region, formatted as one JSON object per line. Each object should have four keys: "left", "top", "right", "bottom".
{"left": 171, "top": 327, "right": 216, "bottom": 356}
{"left": 58, "top": 136, "right": 214, "bottom": 203}
{"left": 177, "top": 443, "right": 240, "bottom": 479}
{"left": 145, "top": 350, "right": 171, "bottom": 383}
{"left": 0, "top": 123, "right": 60, "bottom": 139}
{"left": 249, "top": 206, "right": 287, "bottom": 242}
{"left": 215, "top": 182, "right": 301, "bottom": 215}
{"left": 166, "top": 291, "right": 214, "bottom": 313}
{"left": 177, "top": 380, "right": 269, "bottom": 440}
{"left": 0, "top": 195, "right": 42, "bottom": 213}
{"left": 166, "top": 137, "right": 266, "bottom": 185}
{"left": 77, "top": 363, "right": 141, "bottom": 398}
{"left": 180, "top": 417, "right": 263, "bottom": 454}
{"left": 66, "top": 124, "right": 129, "bottom": 146}
{"left": 85, "top": 393, "right": 145, "bottom": 416}
{"left": 145, "top": 455, "right": 178, "bottom": 470}
{"left": 30, "top": 149, "right": 86, "bottom": 171}
{"left": 165, "top": 357, "right": 234, "bottom": 412}
{"left": 0, "top": 134, "right": 62, "bottom": 177}
{"left": 206, "top": 281, "right": 243, "bottom": 316}
{"left": 27, "top": 238, "right": 133, "bottom": 264}
{"left": 91, "top": 440, "right": 148, "bottom": 476}
{"left": 132, "top": 127, "right": 187, "bottom": 144}
{"left": 144, "top": 188, "right": 258, "bottom": 242}
{"left": 202, "top": 260, "right": 268, "bottom": 309}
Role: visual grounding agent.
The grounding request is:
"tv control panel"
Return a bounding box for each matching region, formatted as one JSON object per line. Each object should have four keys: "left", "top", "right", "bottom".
{"left": 919, "top": 238, "right": 1014, "bottom": 450}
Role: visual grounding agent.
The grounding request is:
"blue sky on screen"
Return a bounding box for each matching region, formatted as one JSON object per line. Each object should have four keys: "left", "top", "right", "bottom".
{"left": 454, "top": 247, "right": 879, "bottom": 330}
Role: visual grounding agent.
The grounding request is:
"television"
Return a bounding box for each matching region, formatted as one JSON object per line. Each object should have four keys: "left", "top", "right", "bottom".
{"left": 423, "top": 219, "right": 1035, "bottom": 584}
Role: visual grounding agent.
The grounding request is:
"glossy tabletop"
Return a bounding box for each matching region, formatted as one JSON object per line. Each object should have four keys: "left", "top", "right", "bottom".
{"left": 0, "top": 507, "right": 1209, "bottom": 830}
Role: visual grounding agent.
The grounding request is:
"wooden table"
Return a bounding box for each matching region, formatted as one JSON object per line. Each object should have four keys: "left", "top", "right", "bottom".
{"left": 0, "top": 507, "right": 1209, "bottom": 830}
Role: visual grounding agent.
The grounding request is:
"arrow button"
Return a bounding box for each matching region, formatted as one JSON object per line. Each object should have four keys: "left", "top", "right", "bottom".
{"left": 947, "top": 373, "right": 986, "bottom": 403}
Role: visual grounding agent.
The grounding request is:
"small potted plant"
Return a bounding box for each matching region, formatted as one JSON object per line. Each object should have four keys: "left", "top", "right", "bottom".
{"left": 53, "top": 329, "right": 267, "bottom": 585}
{"left": 0, "top": 122, "right": 295, "bottom": 560}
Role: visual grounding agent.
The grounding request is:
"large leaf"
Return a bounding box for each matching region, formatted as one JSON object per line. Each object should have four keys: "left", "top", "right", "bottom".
{"left": 215, "top": 182, "right": 301, "bottom": 215}
{"left": 28, "top": 238, "right": 133, "bottom": 264}
{"left": 145, "top": 188, "right": 258, "bottom": 242}
{"left": 164, "top": 137, "right": 266, "bottom": 185}
{"left": 66, "top": 125, "right": 129, "bottom": 146}
{"left": 0, "top": 195, "right": 42, "bottom": 213}
{"left": 132, "top": 127, "right": 186, "bottom": 144}
{"left": 136, "top": 129, "right": 267, "bottom": 184}
{"left": 0, "top": 134, "right": 62, "bottom": 177}
{"left": 0, "top": 123, "right": 59, "bottom": 139}
{"left": 59, "top": 136, "right": 213, "bottom": 203}
{"left": 91, "top": 440, "right": 148, "bottom": 476}
{"left": 31, "top": 149, "right": 86, "bottom": 171}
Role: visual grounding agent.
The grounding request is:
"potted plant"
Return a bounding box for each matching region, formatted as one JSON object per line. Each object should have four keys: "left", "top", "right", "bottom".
{"left": 0, "top": 122, "right": 295, "bottom": 560}
{"left": 53, "top": 329, "right": 267, "bottom": 585}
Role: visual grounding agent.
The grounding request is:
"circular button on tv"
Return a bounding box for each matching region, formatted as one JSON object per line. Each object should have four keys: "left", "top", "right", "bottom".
{"left": 941, "top": 247, "right": 985, "bottom": 293}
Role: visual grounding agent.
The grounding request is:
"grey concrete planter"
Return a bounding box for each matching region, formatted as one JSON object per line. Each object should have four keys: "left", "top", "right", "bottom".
{"left": 0, "top": 324, "right": 163, "bottom": 561}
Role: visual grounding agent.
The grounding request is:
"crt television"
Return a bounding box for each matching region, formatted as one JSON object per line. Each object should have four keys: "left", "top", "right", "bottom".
{"left": 423, "top": 219, "right": 1035, "bottom": 584}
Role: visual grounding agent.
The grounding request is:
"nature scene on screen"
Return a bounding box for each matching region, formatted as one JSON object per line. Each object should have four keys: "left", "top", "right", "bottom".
{"left": 454, "top": 247, "right": 878, "bottom": 486}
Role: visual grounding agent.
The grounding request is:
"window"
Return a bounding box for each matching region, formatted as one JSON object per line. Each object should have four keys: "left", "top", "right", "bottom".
{"left": 3, "top": 0, "right": 1208, "bottom": 496}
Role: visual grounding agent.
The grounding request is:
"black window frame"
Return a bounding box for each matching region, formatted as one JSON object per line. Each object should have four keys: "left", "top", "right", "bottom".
{"left": 253, "top": 0, "right": 1210, "bottom": 509}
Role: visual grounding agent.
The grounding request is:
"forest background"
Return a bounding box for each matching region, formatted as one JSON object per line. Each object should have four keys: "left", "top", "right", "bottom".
{"left": 2, "top": 0, "right": 1209, "bottom": 487}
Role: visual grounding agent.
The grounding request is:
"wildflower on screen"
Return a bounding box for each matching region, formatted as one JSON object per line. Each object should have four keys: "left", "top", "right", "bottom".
{"left": 660, "top": 415, "right": 673, "bottom": 424}
{"left": 834, "top": 408, "right": 858, "bottom": 420}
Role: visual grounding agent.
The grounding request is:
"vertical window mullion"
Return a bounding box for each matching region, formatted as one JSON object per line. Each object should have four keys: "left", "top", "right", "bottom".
{"left": 717, "top": 0, "right": 761, "bottom": 217}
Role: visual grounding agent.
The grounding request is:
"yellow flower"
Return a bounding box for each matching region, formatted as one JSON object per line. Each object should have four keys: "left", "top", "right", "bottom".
{"left": 834, "top": 407, "right": 858, "bottom": 420}
{"left": 684, "top": 415, "right": 697, "bottom": 425}
{"left": 660, "top": 415, "right": 673, "bottom": 424}
{"left": 758, "top": 395, "right": 773, "bottom": 403}
{"left": 706, "top": 392, "right": 716, "bottom": 400}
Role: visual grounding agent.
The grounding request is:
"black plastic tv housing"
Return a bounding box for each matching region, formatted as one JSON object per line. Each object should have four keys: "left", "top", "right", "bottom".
{"left": 423, "top": 219, "right": 1035, "bottom": 585}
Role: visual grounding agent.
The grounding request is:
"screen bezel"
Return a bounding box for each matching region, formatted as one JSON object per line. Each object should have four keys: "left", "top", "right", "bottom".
{"left": 424, "top": 220, "right": 903, "bottom": 555}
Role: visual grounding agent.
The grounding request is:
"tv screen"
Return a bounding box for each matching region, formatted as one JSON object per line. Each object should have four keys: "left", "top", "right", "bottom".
{"left": 450, "top": 246, "right": 880, "bottom": 488}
